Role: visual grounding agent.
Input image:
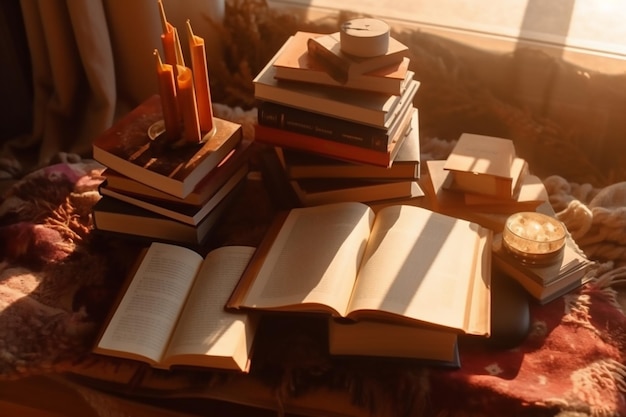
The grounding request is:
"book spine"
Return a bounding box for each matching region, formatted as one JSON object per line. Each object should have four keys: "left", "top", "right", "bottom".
{"left": 254, "top": 124, "right": 392, "bottom": 167}
{"left": 257, "top": 101, "right": 389, "bottom": 152}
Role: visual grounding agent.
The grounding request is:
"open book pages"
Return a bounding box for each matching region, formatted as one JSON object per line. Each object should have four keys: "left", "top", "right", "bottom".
{"left": 227, "top": 202, "right": 491, "bottom": 337}
{"left": 94, "top": 243, "right": 257, "bottom": 372}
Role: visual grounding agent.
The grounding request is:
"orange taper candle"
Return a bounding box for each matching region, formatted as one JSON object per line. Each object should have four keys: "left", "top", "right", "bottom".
{"left": 158, "top": 0, "right": 177, "bottom": 67}
{"left": 176, "top": 65, "right": 201, "bottom": 143}
{"left": 186, "top": 20, "right": 215, "bottom": 135}
{"left": 154, "top": 49, "right": 180, "bottom": 141}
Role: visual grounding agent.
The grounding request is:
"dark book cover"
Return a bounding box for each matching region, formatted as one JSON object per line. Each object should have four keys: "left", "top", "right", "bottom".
{"left": 102, "top": 138, "right": 254, "bottom": 207}
{"left": 257, "top": 100, "right": 389, "bottom": 151}
{"left": 92, "top": 94, "right": 242, "bottom": 199}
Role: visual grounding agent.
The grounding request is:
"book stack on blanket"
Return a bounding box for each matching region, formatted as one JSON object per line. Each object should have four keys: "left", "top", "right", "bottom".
{"left": 91, "top": 94, "right": 251, "bottom": 246}
{"left": 253, "top": 25, "right": 424, "bottom": 206}
{"left": 91, "top": 7, "right": 254, "bottom": 246}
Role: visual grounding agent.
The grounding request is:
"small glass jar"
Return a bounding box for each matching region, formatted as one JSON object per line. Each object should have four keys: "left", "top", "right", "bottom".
{"left": 502, "top": 212, "right": 566, "bottom": 265}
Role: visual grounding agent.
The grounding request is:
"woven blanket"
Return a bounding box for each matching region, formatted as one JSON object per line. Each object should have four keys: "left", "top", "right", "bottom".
{"left": 1, "top": 137, "right": 626, "bottom": 416}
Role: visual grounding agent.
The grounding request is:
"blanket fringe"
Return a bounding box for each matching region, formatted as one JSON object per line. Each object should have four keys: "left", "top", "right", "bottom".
{"left": 570, "top": 358, "right": 626, "bottom": 417}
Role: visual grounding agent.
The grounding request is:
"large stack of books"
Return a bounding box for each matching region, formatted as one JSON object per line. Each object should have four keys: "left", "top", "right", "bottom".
{"left": 253, "top": 28, "right": 423, "bottom": 206}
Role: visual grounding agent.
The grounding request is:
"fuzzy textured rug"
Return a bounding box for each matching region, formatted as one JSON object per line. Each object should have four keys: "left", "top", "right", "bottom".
{"left": 1, "top": 1, "right": 626, "bottom": 416}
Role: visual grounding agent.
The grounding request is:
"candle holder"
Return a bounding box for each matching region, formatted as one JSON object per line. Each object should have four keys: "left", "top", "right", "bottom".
{"left": 502, "top": 212, "right": 566, "bottom": 265}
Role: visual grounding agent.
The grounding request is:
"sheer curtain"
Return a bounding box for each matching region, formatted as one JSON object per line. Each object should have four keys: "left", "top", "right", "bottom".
{"left": 13, "top": 0, "right": 224, "bottom": 170}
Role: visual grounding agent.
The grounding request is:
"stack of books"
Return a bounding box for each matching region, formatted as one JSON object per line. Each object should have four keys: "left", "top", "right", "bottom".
{"left": 91, "top": 95, "right": 251, "bottom": 246}
{"left": 90, "top": 7, "right": 253, "bottom": 247}
{"left": 491, "top": 227, "right": 594, "bottom": 304}
{"left": 420, "top": 133, "right": 548, "bottom": 230}
{"left": 419, "top": 132, "right": 595, "bottom": 303}
{"left": 253, "top": 29, "right": 423, "bottom": 206}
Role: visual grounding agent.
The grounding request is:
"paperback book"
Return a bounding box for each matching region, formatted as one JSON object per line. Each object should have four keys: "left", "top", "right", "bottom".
{"left": 491, "top": 232, "right": 594, "bottom": 304}
{"left": 443, "top": 133, "right": 522, "bottom": 199}
{"left": 290, "top": 178, "right": 423, "bottom": 206}
{"left": 426, "top": 160, "right": 545, "bottom": 214}
{"left": 94, "top": 242, "right": 257, "bottom": 372}
{"left": 328, "top": 318, "right": 460, "bottom": 366}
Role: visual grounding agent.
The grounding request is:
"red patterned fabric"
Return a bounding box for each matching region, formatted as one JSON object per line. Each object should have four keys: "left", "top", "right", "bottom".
{"left": 1, "top": 161, "right": 625, "bottom": 417}
{"left": 429, "top": 272, "right": 626, "bottom": 415}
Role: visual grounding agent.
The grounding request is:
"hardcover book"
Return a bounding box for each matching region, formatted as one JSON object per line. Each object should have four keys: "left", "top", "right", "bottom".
{"left": 328, "top": 318, "right": 460, "bottom": 365}
{"left": 306, "top": 31, "right": 409, "bottom": 84}
{"left": 254, "top": 36, "right": 418, "bottom": 128}
{"left": 256, "top": 76, "right": 416, "bottom": 152}
{"left": 92, "top": 179, "right": 243, "bottom": 246}
{"left": 94, "top": 242, "right": 257, "bottom": 372}
{"left": 491, "top": 232, "right": 594, "bottom": 304}
{"left": 99, "top": 164, "right": 248, "bottom": 226}
{"left": 290, "top": 178, "right": 423, "bottom": 206}
{"left": 92, "top": 95, "right": 243, "bottom": 199}
{"left": 426, "top": 160, "right": 545, "bottom": 214}
{"left": 273, "top": 31, "right": 411, "bottom": 95}
{"left": 276, "top": 109, "right": 420, "bottom": 180}
{"left": 227, "top": 202, "right": 492, "bottom": 340}
{"left": 101, "top": 138, "right": 253, "bottom": 207}
{"left": 253, "top": 101, "right": 414, "bottom": 168}
{"left": 443, "top": 134, "right": 520, "bottom": 199}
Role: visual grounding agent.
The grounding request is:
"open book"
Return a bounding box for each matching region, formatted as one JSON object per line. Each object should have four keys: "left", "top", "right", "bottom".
{"left": 94, "top": 243, "right": 257, "bottom": 372}
{"left": 227, "top": 202, "right": 492, "bottom": 337}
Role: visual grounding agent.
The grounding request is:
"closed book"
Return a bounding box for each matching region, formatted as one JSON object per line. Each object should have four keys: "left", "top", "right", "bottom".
{"left": 290, "top": 178, "right": 423, "bottom": 206}
{"left": 92, "top": 180, "right": 243, "bottom": 246}
{"left": 254, "top": 36, "right": 418, "bottom": 128}
{"left": 426, "top": 160, "right": 545, "bottom": 215}
{"left": 277, "top": 109, "right": 420, "bottom": 180}
{"left": 99, "top": 164, "right": 248, "bottom": 226}
{"left": 306, "top": 31, "right": 409, "bottom": 83}
{"left": 443, "top": 134, "right": 520, "bottom": 199}
{"left": 92, "top": 94, "right": 243, "bottom": 199}
{"left": 491, "top": 233, "right": 594, "bottom": 304}
{"left": 102, "top": 139, "right": 253, "bottom": 207}
{"left": 328, "top": 318, "right": 460, "bottom": 366}
{"left": 256, "top": 77, "right": 416, "bottom": 151}
{"left": 273, "top": 31, "right": 411, "bottom": 95}
{"left": 253, "top": 102, "right": 414, "bottom": 168}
